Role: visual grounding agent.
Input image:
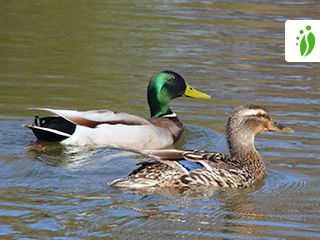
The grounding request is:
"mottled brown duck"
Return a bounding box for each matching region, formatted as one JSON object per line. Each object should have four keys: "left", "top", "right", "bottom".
{"left": 111, "top": 105, "right": 293, "bottom": 189}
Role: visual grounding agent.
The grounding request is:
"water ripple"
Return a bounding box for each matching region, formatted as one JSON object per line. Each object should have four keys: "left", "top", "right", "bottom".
{"left": 0, "top": 0, "right": 320, "bottom": 239}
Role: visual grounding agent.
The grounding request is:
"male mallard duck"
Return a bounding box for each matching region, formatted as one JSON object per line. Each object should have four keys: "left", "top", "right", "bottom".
{"left": 110, "top": 105, "right": 293, "bottom": 189}
{"left": 23, "top": 71, "right": 210, "bottom": 149}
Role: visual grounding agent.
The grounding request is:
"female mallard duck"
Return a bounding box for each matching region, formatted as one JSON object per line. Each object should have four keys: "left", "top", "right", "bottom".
{"left": 111, "top": 105, "right": 293, "bottom": 189}
{"left": 23, "top": 71, "right": 210, "bottom": 149}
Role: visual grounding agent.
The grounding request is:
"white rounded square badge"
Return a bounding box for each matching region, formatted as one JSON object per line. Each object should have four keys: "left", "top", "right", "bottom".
{"left": 285, "top": 20, "right": 320, "bottom": 62}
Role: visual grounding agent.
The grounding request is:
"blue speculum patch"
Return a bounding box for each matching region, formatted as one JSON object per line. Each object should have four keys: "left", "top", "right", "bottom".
{"left": 177, "top": 160, "right": 205, "bottom": 171}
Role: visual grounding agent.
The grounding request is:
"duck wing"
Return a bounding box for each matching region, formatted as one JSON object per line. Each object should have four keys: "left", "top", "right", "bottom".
{"left": 111, "top": 149, "right": 233, "bottom": 189}
{"left": 110, "top": 149, "right": 190, "bottom": 188}
{"left": 138, "top": 149, "right": 234, "bottom": 172}
{"left": 29, "top": 108, "right": 152, "bottom": 128}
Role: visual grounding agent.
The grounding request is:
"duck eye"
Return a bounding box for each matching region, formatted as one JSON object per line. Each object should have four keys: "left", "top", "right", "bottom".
{"left": 171, "top": 76, "right": 176, "bottom": 81}
{"left": 256, "top": 113, "right": 262, "bottom": 117}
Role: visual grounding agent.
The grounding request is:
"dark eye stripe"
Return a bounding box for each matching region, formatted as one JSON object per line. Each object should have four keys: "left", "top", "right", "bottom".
{"left": 256, "top": 113, "right": 270, "bottom": 119}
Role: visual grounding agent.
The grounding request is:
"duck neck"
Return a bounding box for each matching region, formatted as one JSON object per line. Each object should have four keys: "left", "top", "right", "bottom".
{"left": 147, "top": 83, "right": 173, "bottom": 118}
{"left": 227, "top": 128, "right": 265, "bottom": 179}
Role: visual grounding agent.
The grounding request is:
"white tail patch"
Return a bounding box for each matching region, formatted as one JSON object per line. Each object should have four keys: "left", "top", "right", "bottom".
{"left": 109, "top": 179, "right": 157, "bottom": 189}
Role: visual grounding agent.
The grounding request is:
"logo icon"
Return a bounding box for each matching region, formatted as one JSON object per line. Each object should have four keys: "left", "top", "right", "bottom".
{"left": 296, "top": 25, "right": 315, "bottom": 57}
{"left": 285, "top": 20, "right": 320, "bottom": 62}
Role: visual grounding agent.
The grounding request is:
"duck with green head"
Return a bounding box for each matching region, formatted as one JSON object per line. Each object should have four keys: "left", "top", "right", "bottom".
{"left": 23, "top": 70, "right": 210, "bottom": 149}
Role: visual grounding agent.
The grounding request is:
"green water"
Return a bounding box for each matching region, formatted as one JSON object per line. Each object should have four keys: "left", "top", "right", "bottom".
{"left": 0, "top": 1, "right": 319, "bottom": 239}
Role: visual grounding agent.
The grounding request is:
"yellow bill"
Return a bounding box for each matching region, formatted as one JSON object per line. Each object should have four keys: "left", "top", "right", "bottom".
{"left": 184, "top": 84, "right": 211, "bottom": 99}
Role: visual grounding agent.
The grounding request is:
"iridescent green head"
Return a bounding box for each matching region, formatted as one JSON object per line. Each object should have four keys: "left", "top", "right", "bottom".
{"left": 147, "top": 70, "right": 211, "bottom": 118}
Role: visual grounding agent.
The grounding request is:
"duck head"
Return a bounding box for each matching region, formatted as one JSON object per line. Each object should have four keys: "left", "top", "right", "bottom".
{"left": 147, "top": 70, "right": 211, "bottom": 118}
{"left": 226, "top": 104, "right": 293, "bottom": 158}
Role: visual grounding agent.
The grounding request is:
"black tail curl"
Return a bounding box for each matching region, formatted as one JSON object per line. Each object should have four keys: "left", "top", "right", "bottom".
{"left": 31, "top": 116, "right": 76, "bottom": 141}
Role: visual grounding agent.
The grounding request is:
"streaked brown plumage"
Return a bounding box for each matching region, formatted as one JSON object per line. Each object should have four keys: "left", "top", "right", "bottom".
{"left": 110, "top": 105, "right": 293, "bottom": 189}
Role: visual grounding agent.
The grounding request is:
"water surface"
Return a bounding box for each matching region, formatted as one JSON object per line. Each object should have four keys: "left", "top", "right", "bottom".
{"left": 0, "top": 0, "right": 319, "bottom": 239}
